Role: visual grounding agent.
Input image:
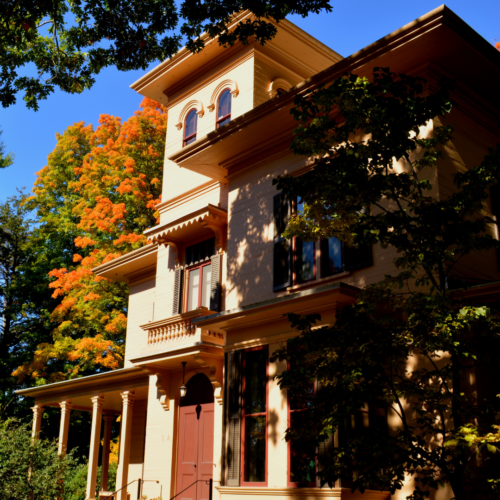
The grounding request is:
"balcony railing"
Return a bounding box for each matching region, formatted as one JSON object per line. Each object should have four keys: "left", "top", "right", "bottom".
{"left": 141, "top": 307, "right": 222, "bottom": 346}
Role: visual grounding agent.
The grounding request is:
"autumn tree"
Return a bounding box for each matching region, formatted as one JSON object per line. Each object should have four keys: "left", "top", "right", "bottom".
{"left": 272, "top": 69, "right": 500, "bottom": 499}
{"left": 13, "top": 97, "right": 166, "bottom": 384}
{"left": 0, "top": 0, "right": 331, "bottom": 110}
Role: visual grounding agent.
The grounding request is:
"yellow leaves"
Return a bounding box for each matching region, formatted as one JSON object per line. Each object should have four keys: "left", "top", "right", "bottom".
{"left": 73, "top": 254, "right": 83, "bottom": 262}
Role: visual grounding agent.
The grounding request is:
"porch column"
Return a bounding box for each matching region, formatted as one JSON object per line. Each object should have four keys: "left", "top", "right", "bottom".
{"left": 116, "top": 391, "right": 135, "bottom": 500}
{"left": 31, "top": 404, "right": 44, "bottom": 441}
{"left": 85, "top": 395, "right": 104, "bottom": 500}
{"left": 100, "top": 415, "right": 115, "bottom": 492}
{"left": 58, "top": 400, "right": 73, "bottom": 456}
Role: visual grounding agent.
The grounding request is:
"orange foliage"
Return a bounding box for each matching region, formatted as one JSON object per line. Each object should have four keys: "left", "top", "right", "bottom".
{"left": 14, "top": 98, "right": 166, "bottom": 382}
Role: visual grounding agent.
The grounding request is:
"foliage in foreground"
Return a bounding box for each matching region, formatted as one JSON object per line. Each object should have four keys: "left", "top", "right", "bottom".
{"left": 0, "top": 419, "right": 79, "bottom": 500}
{"left": 0, "top": 0, "right": 331, "bottom": 110}
{"left": 273, "top": 69, "right": 500, "bottom": 500}
{"left": 0, "top": 418, "right": 118, "bottom": 500}
{"left": 12, "top": 97, "right": 165, "bottom": 384}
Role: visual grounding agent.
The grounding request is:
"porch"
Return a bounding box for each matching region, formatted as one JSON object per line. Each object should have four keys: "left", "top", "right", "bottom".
{"left": 17, "top": 367, "right": 149, "bottom": 500}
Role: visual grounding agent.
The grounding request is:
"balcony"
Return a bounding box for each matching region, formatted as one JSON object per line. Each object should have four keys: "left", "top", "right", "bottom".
{"left": 140, "top": 307, "right": 224, "bottom": 347}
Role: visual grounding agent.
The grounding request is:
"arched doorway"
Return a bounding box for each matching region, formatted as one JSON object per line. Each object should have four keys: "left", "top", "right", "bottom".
{"left": 176, "top": 373, "right": 214, "bottom": 500}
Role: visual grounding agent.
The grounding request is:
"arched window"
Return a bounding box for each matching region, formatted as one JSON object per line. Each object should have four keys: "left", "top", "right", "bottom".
{"left": 216, "top": 89, "right": 232, "bottom": 128}
{"left": 183, "top": 109, "right": 198, "bottom": 146}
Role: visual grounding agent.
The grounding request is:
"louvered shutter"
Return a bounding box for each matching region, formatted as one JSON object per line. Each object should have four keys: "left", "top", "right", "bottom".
{"left": 343, "top": 244, "right": 372, "bottom": 271}
{"left": 273, "top": 193, "right": 291, "bottom": 291}
{"left": 172, "top": 268, "right": 183, "bottom": 315}
{"left": 344, "top": 206, "right": 372, "bottom": 271}
{"left": 226, "top": 350, "right": 242, "bottom": 486}
{"left": 210, "top": 253, "right": 221, "bottom": 312}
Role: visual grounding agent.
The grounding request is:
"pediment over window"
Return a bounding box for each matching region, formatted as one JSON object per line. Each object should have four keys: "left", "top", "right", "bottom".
{"left": 144, "top": 204, "right": 227, "bottom": 258}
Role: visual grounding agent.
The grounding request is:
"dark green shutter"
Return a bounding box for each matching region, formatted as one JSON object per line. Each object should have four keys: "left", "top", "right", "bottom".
{"left": 226, "top": 350, "right": 242, "bottom": 486}
{"left": 343, "top": 244, "right": 372, "bottom": 271}
{"left": 273, "top": 193, "right": 291, "bottom": 291}
{"left": 172, "top": 268, "right": 183, "bottom": 315}
{"left": 210, "top": 253, "right": 221, "bottom": 312}
{"left": 344, "top": 206, "right": 372, "bottom": 271}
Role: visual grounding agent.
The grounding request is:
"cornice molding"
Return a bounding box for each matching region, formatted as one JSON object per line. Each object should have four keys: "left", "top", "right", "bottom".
{"left": 92, "top": 244, "right": 158, "bottom": 276}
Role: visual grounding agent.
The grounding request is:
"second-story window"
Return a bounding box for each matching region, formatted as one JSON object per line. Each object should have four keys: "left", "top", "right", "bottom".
{"left": 183, "top": 109, "right": 198, "bottom": 146}
{"left": 294, "top": 198, "right": 315, "bottom": 284}
{"left": 217, "top": 89, "right": 232, "bottom": 128}
{"left": 185, "top": 237, "right": 215, "bottom": 311}
{"left": 272, "top": 192, "right": 372, "bottom": 291}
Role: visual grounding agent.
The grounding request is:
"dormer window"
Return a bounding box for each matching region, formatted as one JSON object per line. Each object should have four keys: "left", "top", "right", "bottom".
{"left": 183, "top": 109, "right": 198, "bottom": 146}
{"left": 216, "top": 89, "right": 232, "bottom": 128}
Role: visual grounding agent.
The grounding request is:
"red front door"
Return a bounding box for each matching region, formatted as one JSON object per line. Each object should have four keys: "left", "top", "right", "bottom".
{"left": 177, "top": 403, "right": 214, "bottom": 500}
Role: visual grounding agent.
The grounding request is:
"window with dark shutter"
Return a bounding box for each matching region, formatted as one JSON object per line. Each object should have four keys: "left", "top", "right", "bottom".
{"left": 343, "top": 243, "right": 373, "bottom": 271}
{"left": 172, "top": 268, "right": 183, "bottom": 315}
{"left": 226, "top": 350, "right": 242, "bottom": 486}
{"left": 273, "top": 193, "right": 291, "bottom": 291}
{"left": 210, "top": 253, "right": 221, "bottom": 312}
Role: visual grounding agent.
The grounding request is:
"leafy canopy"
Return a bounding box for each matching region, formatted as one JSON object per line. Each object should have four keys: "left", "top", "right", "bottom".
{"left": 272, "top": 69, "right": 500, "bottom": 500}
{"left": 0, "top": 128, "right": 13, "bottom": 169}
{"left": 13, "top": 97, "right": 166, "bottom": 383}
{"left": 0, "top": 0, "right": 331, "bottom": 110}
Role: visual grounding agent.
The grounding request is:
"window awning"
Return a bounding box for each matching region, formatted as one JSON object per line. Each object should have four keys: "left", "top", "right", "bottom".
{"left": 144, "top": 204, "right": 228, "bottom": 254}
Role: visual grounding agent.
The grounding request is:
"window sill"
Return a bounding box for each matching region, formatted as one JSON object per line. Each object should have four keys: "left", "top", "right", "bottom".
{"left": 216, "top": 486, "right": 390, "bottom": 499}
{"left": 282, "top": 272, "right": 351, "bottom": 295}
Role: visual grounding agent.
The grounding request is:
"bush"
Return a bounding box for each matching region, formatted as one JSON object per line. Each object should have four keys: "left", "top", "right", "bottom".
{"left": 0, "top": 419, "right": 87, "bottom": 500}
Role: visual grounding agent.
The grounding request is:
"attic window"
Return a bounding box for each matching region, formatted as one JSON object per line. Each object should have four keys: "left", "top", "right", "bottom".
{"left": 217, "top": 89, "right": 232, "bottom": 128}
{"left": 184, "top": 109, "right": 198, "bottom": 146}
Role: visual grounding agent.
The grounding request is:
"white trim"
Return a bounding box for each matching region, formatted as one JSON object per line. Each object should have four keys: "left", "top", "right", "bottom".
{"left": 268, "top": 78, "right": 292, "bottom": 98}
{"left": 208, "top": 79, "right": 239, "bottom": 112}
{"left": 176, "top": 100, "right": 205, "bottom": 130}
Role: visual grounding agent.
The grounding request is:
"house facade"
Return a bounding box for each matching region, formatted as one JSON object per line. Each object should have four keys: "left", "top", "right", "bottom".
{"left": 17, "top": 6, "right": 500, "bottom": 500}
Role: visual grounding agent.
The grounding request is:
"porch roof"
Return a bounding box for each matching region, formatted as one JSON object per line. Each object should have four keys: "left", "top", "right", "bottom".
{"left": 16, "top": 366, "right": 149, "bottom": 413}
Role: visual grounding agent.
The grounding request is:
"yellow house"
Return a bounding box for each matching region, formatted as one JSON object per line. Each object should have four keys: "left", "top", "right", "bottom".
{"left": 17, "top": 6, "right": 500, "bottom": 500}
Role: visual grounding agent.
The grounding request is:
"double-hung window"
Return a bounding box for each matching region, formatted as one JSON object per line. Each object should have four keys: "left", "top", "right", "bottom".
{"left": 217, "top": 89, "right": 232, "bottom": 128}
{"left": 225, "top": 347, "right": 269, "bottom": 486}
{"left": 293, "top": 198, "right": 315, "bottom": 284}
{"left": 171, "top": 237, "right": 222, "bottom": 315}
{"left": 186, "top": 262, "right": 212, "bottom": 311}
{"left": 273, "top": 192, "right": 372, "bottom": 291}
{"left": 183, "top": 109, "right": 198, "bottom": 146}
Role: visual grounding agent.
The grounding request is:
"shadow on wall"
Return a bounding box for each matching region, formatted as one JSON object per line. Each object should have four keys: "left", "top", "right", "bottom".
{"left": 226, "top": 162, "right": 277, "bottom": 310}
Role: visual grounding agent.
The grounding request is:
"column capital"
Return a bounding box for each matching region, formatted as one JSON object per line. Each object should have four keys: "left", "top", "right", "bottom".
{"left": 90, "top": 395, "right": 105, "bottom": 410}
{"left": 31, "top": 404, "right": 45, "bottom": 417}
{"left": 103, "top": 414, "right": 115, "bottom": 423}
{"left": 59, "top": 400, "right": 73, "bottom": 413}
{"left": 120, "top": 390, "right": 135, "bottom": 407}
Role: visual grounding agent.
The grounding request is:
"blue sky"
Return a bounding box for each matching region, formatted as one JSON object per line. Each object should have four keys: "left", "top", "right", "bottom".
{"left": 0, "top": 0, "right": 499, "bottom": 203}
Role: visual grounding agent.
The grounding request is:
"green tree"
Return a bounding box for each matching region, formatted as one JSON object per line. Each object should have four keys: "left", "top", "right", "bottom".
{"left": 0, "top": 128, "right": 13, "bottom": 169}
{"left": 0, "top": 193, "right": 58, "bottom": 418}
{"left": 272, "top": 69, "right": 500, "bottom": 500}
{"left": 0, "top": 0, "right": 331, "bottom": 110}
